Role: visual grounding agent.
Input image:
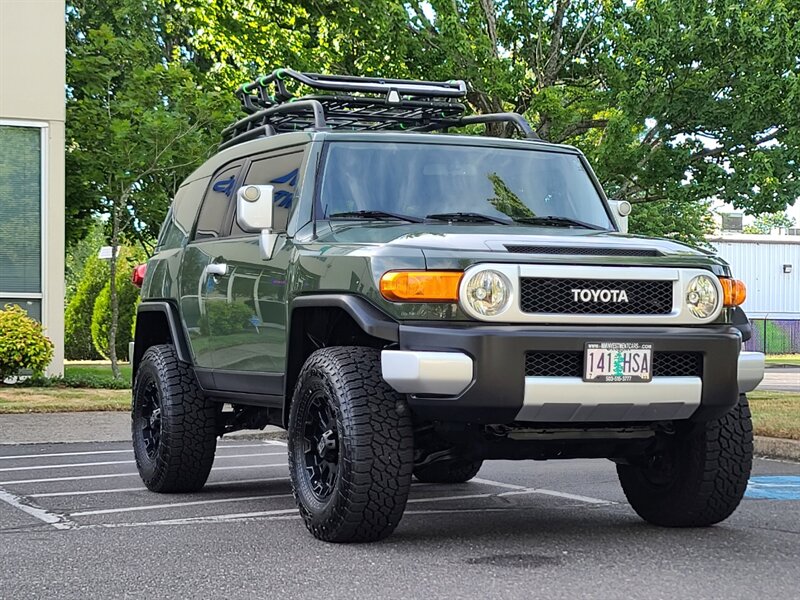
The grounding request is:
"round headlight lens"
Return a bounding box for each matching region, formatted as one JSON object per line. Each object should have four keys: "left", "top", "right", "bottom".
{"left": 464, "top": 270, "right": 510, "bottom": 316}
{"left": 686, "top": 275, "right": 719, "bottom": 318}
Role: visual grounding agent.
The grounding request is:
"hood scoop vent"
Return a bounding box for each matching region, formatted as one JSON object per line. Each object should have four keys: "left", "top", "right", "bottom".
{"left": 504, "top": 245, "right": 662, "bottom": 257}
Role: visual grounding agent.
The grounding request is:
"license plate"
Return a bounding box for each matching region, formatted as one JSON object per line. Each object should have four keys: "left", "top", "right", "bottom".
{"left": 584, "top": 342, "right": 652, "bottom": 383}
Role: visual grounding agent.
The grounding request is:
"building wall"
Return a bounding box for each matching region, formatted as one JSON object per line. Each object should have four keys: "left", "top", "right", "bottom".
{"left": 710, "top": 235, "right": 800, "bottom": 353}
{"left": 710, "top": 235, "right": 800, "bottom": 320}
{"left": 0, "top": 0, "right": 66, "bottom": 375}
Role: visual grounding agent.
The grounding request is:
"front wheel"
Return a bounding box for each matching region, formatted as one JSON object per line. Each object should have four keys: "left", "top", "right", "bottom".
{"left": 288, "top": 347, "right": 414, "bottom": 543}
{"left": 617, "top": 394, "right": 753, "bottom": 527}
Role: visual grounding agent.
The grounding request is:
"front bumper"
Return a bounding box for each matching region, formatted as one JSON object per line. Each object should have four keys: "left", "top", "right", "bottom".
{"left": 380, "top": 324, "right": 764, "bottom": 424}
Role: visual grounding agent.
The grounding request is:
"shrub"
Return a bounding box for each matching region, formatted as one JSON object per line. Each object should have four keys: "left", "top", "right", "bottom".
{"left": 91, "top": 254, "right": 142, "bottom": 360}
{"left": 0, "top": 304, "right": 54, "bottom": 381}
{"left": 64, "top": 252, "right": 108, "bottom": 360}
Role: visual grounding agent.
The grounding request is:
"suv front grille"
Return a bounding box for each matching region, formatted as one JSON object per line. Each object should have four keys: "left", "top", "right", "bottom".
{"left": 519, "top": 278, "right": 673, "bottom": 315}
{"left": 525, "top": 351, "right": 703, "bottom": 378}
{"left": 505, "top": 245, "right": 661, "bottom": 257}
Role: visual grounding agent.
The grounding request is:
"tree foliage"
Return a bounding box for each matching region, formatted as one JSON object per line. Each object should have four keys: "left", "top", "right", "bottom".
{"left": 65, "top": 0, "right": 800, "bottom": 247}
{"left": 742, "top": 211, "right": 797, "bottom": 235}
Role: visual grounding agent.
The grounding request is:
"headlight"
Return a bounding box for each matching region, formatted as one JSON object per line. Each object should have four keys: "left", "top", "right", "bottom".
{"left": 685, "top": 275, "right": 719, "bottom": 319}
{"left": 464, "top": 270, "right": 511, "bottom": 316}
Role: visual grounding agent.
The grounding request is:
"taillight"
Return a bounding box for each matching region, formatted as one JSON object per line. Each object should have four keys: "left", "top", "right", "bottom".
{"left": 132, "top": 263, "right": 147, "bottom": 288}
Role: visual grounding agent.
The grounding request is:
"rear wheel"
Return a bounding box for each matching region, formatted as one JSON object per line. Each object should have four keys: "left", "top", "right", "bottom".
{"left": 414, "top": 458, "right": 484, "bottom": 484}
{"left": 617, "top": 393, "right": 753, "bottom": 527}
{"left": 132, "top": 344, "right": 218, "bottom": 492}
{"left": 288, "top": 347, "right": 413, "bottom": 543}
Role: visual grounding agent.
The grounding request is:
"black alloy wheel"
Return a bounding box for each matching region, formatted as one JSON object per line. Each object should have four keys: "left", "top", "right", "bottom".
{"left": 138, "top": 379, "right": 162, "bottom": 460}
{"left": 300, "top": 389, "right": 340, "bottom": 501}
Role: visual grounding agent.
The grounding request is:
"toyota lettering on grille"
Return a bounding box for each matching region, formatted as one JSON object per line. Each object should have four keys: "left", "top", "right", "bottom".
{"left": 571, "top": 288, "right": 629, "bottom": 303}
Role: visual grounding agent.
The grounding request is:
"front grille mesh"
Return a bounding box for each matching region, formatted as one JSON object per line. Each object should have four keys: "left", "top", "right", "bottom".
{"left": 519, "top": 277, "right": 673, "bottom": 315}
{"left": 525, "top": 351, "right": 702, "bottom": 378}
{"left": 505, "top": 245, "right": 661, "bottom": 257}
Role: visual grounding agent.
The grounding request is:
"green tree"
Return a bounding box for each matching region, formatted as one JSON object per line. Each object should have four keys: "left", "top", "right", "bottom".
{"left": 90, "top": 247, "right": 144, "bottom": 360}
{"left": 181, "top": 0, "right": 799, "bottom": 243}
{"left": 66, "top": 0, "right": 236, "bottom": 375}
{"left": 742, "top": 212, "right": 796, "bottom": 235}
{"left": 64, "top": 251, "right": 108, "bottom": 360}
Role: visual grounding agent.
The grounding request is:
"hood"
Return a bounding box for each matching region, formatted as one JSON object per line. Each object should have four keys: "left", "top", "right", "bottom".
{"left": 316, "top": 222, "right": 710, "bottom": 257}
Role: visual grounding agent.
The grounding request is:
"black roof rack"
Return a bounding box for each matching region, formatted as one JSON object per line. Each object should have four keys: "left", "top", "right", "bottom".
{"left": 219, "top": 68, "right": 539, "bottom": 150}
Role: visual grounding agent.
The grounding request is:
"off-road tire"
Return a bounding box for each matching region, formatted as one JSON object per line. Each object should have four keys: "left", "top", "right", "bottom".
{"left": 414, "top": 459, "right": 484, "bottom": 484}
{"left": 288, "top": 347, "right": 414, "bottom": 543}
{"left": 617, "top": 393, "right": 753, "bottom": 527}
{"left": 132, "top": 344, "right": 218, "bottom": 493}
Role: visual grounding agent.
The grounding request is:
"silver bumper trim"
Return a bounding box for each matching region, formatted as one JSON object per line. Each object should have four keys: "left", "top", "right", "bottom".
{"left": 381, "top": 350, "right": 473, "bottom": 396}
{"left": 738, "top": 351, "right": 765, "bottom": 393}
{"left": 517, "top": 376, "right": 702, "bottom": 422}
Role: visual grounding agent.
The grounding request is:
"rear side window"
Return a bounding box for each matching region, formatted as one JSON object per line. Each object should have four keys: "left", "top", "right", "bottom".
{"left": 230, "top": 150, "right": 304, "bottom": 236}
{"left": 194, "top": 164, "right": 242, "bottom": 240}
{"left": 156, "top": 177, "right": 209, "bottom": 251}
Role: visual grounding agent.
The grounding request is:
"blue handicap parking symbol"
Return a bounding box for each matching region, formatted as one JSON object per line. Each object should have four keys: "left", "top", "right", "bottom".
{"left": 745, "top": 476, "right": 800, "bottom": 500}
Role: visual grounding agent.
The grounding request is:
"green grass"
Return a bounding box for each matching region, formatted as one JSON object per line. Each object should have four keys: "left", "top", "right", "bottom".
{"left": 65, "top": 362, "right": 133, "bottom": 381}
{"left": 765, "top": 354, "right": 800, "bottom": 367}
{"left": 748, "top": 390, "right": 800, "bottom": 440}
{"left": 0, "top": 387, "right": 129, "bottom": 413}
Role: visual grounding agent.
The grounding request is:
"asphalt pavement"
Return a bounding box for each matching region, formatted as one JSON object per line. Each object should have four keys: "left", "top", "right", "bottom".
{"left": 0, "top": 439, "right": 798, "bottom": 599}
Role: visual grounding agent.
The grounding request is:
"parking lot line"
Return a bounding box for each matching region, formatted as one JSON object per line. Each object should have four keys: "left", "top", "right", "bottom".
{"left": 86, "top": 508, "right": 301, "bottom": 528}
{"left": 0, "top": 452, "right": 286, "bottom": 473}
{"left": 473, "top": 477, "right": 615, "bottom": 505}
{"left": 70, "top": 493, "right": 295, "bottom": 517}
{"left": 0, "top": 443, "right": 277, "bottom": 461}
{"left": 0, "top": 488, "right": 74, "bottom": 530}
{"left": 29, "top": 477, "right": 290, "bottom": 498}
{"left": 0, "top": 463, "right": 288, "bottom": 486}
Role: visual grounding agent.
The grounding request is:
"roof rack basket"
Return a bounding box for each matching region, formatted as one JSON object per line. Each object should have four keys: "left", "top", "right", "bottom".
{"left": 220, "top": 68, "right": 539, "bottom": 150}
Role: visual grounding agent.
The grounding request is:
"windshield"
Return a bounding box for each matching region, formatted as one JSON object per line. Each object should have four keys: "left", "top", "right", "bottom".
{"left": 317, "top": 141, "right": 614, "bottom": 229}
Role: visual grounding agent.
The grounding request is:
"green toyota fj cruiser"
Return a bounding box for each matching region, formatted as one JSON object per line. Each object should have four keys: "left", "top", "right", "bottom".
{"left": 131, "top": 69, "right": 764, "bottom": 543}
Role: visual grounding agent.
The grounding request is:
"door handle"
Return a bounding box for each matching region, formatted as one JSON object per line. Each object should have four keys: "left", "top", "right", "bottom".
{"left": 205, "top": 263, "right": 228, "bottom": 277}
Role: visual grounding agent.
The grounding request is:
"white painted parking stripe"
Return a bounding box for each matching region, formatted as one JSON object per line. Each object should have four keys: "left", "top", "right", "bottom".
{"left": 0, "top": 452, "right": 286, "bottom": 473}
{"left": 0, "top": 443, "right": 278, "bottom": 461}
{"left": 70, "top": 493, "right": 294, "bottom": 517}
{"left": 0, "top": 488, "right": 74, "bottom": 530}
{"left": 0, "top": 463, "right": 287, "bottom": 485}
{"left": 87, "top": 508, "right": 300, "bottom": 528}
{"left": 473, "top": 477, "right": 615, "bottom": 505}
{"left": 29, "top": 477, "right": 290, "bottom": 498}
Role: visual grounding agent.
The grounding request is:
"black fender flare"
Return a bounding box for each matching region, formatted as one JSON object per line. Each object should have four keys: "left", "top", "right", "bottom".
{"left": 289, "top": 294, "right": 399, "bottom": 343}
{"left": 133, "top": 301, "right": 193, "bottom": 374}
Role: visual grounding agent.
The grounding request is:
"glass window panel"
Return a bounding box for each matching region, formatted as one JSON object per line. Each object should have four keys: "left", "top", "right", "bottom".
{"left": 0, "top": 299, "right": 41, "bottom": 322}
{"left": 0, "top": 125, "right": 42, "bottom": 293}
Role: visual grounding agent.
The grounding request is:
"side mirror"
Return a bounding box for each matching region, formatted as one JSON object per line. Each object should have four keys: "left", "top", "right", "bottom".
{"left": 236, "top": 184, "right": 280, "bottom": 260}
{"left": 236, "top": 184, "right": 274, "bottom": 231}
{"left": 609, "top": 199, "right": 632, "bottom": 234}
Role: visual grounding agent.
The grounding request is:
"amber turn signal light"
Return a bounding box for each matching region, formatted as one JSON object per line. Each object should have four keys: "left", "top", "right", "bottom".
{"left": 380, "top": 271, "right": 463, "bottom": 302}
{"left": 720, "top": 278, "right": 746, "bottom": 307}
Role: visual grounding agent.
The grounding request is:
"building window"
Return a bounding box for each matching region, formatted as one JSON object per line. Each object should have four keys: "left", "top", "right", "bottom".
{"left": 0, "top": 125, "right": 42, "bottom": 316}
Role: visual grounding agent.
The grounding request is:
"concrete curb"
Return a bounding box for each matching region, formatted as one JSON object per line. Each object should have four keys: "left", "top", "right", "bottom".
{"left": 754, "top": 435, "right": 800, "bottom": 462}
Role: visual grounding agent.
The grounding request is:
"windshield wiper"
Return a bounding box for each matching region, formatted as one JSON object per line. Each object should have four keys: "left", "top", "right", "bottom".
{"left": 512, "top": 216, "right": 607, "bottom": 231}
{"left": 328, "top": 210, "right": 424, "bottom": 223}
{"left": 426, "top": 212, "right": 512, "bottom": 225}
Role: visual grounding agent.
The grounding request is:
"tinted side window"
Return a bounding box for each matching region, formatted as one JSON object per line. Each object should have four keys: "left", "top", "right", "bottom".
{"left": 231, "top": 151, "right": 303, "bottom": 236}
{"left": 156, "top": 177, "right": 209, "bottom": 250}
{"left": 195, "top": 164, "right": 242, "bottom": 240}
